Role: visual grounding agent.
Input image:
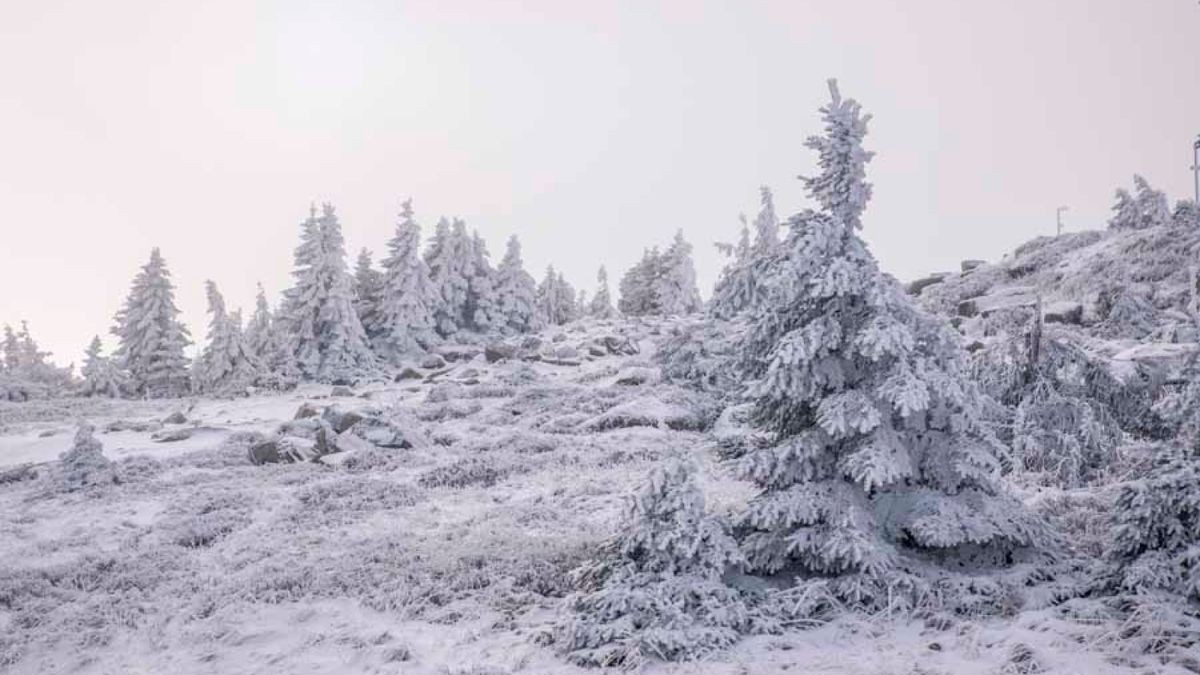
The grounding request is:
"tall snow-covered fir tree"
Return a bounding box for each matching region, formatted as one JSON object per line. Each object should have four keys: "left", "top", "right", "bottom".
{"left": 111, "top": 248, "right": 192, "bottom": 398}
{"left": 559, "top": 461, "right": 749, "bottom": 667}
{"left": 378, "top": 199, "right": 439, "bottom": 358}
{"left": 424, "top": 217, "right": 473, "bottom": 337}
{"left": 193, "top": 281, "right": 259, "bottom": 396}
{"left": 244, "top": 284, "right": 299, "bottom": 390}
{"left": 353, "top": 248, "right": 386, "bottom": 345}
{"left": 492, "top": 235, "right": 539, "bottom": 333}
{"left": 465, "top": 231, "right": 501, "bottom": 332}
{"left": 589, "top": 265, "right": 616, "bottom": 319}
{"left": 712, "top": 186, "right": 784, "bottom": 319}
{"left": 537, "top": 266, "right": 578, "bottom": 326}
{"left": 654, "top": 230, "right": 703, "bottom": 315}
{"left": 618, "top": 248, "right": 663, "bottom": 316}
{"left": 733, "top": 80, "right": 1042, "bottom": 607}
{"left": 281, "top": 203, "right": 378, "bottom": 382}
{"left": 79, "top": 336, "right": 123, "bottom": 398}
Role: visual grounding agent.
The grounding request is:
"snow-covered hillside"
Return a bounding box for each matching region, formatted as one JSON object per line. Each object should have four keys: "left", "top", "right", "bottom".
{"left": 1, "top": 317, "right": 1195, "bottom": 675}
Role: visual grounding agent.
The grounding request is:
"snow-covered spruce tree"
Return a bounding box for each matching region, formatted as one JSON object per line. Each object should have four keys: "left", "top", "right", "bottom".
{"left": 59, "top": 421, "right": 117, "bottom": 491}
{"left": 281, "top": 204, "right": 378, "bottom": 382}
{"left": 1109, "top": 175, "right": 1171, "bottom": 231}
{"left": 373, "top": 200, "right": 438, "bottom": 358}
{"left": 654, "top": 231, "right": 703, "bottom": 315}
{"left": 193, "top": 281, "right": 259, "bottom": 396}
{"left": 377, "top": 200, "right": 439, "bottom": 359}
{"left": 424, "top": 217, "right": 473, "bottom": 337}
{"left": 79, "top": 336, "right": 123, "bottom": 398}
{"left": 353, "top": 248, "right": 386, "bottom": 345}
{"left": 537, "top": 266, "right": 578, "bottom": 326}
{"left": 111, "top": 248, "right": 192, "bottom": 398}
{"left": 492, "top": 235, "right": 540, "bottom": 333}
{"left": 244, "top": 284, "right": 299, "bottom": 390}
{"left": 1110, "top": 444, "right": 1200, "bottom": 601}
{"left": 0, "top": 325, "right": 18, "bottom": 372}
{"left": 734, "top": 80, "right": 1042, "bottom": 608}
{"left": 559, "top": 462, "right": 749, "bottom": 667}
{"left": 712, "top": 187, "right": 784, "bottom": 319}
{"left": 618, "top": 248, "right": 663, "bottom": 316}
{"left": 589, "top": 266, "right": 616, "bottom": 319}
{"left": 465, "top": 231, "right": 501, "bottom": 332}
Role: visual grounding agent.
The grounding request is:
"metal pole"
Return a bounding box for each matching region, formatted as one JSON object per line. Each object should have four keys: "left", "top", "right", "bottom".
{"left": 1192, "top": 136, "right": 1199, "bottom": 206}
{"left": 1056, "top": 206, "right": 1069, "bottom": 236}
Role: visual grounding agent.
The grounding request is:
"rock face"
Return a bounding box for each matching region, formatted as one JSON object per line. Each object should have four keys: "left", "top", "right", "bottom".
{"left": 599, "top": 335, "right": 639, "bottom": 356}
{"left": 485, "top": 343, "right": 518, "bottom": 363}
{"left": 435, "top": 345, "right": 481, "bottom": 363}
{"left": 162, "top": 411, "right": 188, "bottom": 425}
{"left": 1043, "top": 301, "right": 1083, "bottom": 325}
{"left": 294, "top": 402, "right": 320, "bottom": 419}
{"left": 331, "top": 385, "right": 355, "bottom": 397}
{"left": 394, "top": 367, "right": 423, "bottom": 381}
{"left": 957, "top": 286, "right": 1039, "bottom": 318}
{"left": 321, "top": 405, "right": 364, "bottom": 434}
{"left": 961, "top": 259, "right": 986, "bottom": 272}
{"left": 151, "top": 428, "right": 192, "bottom": 443}
{"left": 420, "top": 354, "right": 447, "bottom": 369}
{"left": 907, "top": 273, "right": 950, "bottom": 296}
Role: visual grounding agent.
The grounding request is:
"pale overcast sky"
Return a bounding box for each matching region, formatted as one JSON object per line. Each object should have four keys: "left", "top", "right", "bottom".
{"left": 1, "top": 0, "right": 1198, "bottom": 365}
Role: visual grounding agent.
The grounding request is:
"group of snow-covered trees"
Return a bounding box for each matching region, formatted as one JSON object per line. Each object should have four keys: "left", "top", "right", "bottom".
{"left": 72, "top": 196, "right": 687, "bottom": 398}
{"left": 617, "top": 231, "right": 704, "bottom": 316}
{"left": 1109, "top": 174, "right": 1199, "bottom": 231}
{"left": 562, "top": 79, "right": 1048, "bottom": 664}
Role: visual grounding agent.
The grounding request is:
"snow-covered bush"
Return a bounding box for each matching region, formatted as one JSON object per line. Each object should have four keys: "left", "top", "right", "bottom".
{"left": 1110, "top": 444, "right": 1200, "bottom": 601}
{"left": 58, "top": 421, "right": 117, "bottom": 492}
{"left": 733, "top": 80, "right": 1042, "bottom": 609}
{"left": 558, "top": 462, "right": 749, "bottom": 668}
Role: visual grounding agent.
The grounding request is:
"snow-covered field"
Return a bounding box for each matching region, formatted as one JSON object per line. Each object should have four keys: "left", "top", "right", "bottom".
{"left": 1, "top": 320, "right": 1194, "bottom": 674}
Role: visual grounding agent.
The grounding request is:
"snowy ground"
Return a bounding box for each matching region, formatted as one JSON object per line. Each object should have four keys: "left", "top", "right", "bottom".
{"left": 1, "top": 319, "right": 1194, "bottom": 674}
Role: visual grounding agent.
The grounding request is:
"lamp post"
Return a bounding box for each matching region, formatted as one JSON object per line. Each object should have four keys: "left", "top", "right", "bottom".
{"left": 1056, "top": 205, "right": 1069, "bottom": 237}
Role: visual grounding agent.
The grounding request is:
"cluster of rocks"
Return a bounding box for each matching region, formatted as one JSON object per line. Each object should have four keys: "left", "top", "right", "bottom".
{"left": 247, "top": 403, "right": 422, "bottom": 466}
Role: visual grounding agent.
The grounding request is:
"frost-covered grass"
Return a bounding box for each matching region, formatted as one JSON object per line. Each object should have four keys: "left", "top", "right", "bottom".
{"left": 1, "top": 319, "right": 1197, "bottom": 674}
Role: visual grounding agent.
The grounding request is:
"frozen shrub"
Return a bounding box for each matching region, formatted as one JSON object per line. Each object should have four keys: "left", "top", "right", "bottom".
{"left": 558, "top": 462, "right": 748, "bottom": 668}
{"left": 1110, "top": 444, "right": 1200, "bottom": 601}
{"left": 657, "top": 318, "right": 745, "bottom": 397}
{"left": 158, "top": 490, "right": 255, "bottom": 548}
{"left": 58, "top": 421, "right": 117, "bottom": 492}
{"left": 418, "top": 457, "right": 509, "bottom": 489}
{"left": 296, "top": 476, "right": 422, "bottom": 514}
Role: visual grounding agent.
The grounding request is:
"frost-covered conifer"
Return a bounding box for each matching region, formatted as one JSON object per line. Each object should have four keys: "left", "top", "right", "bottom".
{"left": 559, "top": 462, "right": 748, "bottom": 667}
{"left": 0, "top": 325, "right": 18, "bottom": 373}
{"left": 589, "top": 266, "right": 616, "bottom": 319}
{"left": 353, "top": 248, "right": 386, "bottom": 344}
{"left": 281, "top": 204, "right": 377, "bottom": 382}
{"left": 1109, "top": 175, "right": 1171, "bottom": 230}
{"left": 59, "top": 421, "right": 117, "bottom": 491}
{"left": 425, "top": 217, "right": 473, "bottom": 336}
{"left": 244, "top": 285, "right": 299, "bottom": 390}
{"left": 111, "top": 248, "right": 192, "bottom": 398}
{"left": 465, "top": 231, "right": 501, "bottom": 332}
{"left": 618, "top": 248, "right": 663, "bottom": 316}
{"left": 734, "top": 80, "right": 1041, "bottom": 607}
{"left": 537, "top": 267, "right": 578, "bottom": 326}
{"left": 654, "top": 231, "right": 703, "bottom": 316}
{"left": 1110, "top": 445, "right": 1200, "bottom": 601}
{"left": 376, "top": 200, "right": 439, "bottom": 358}
{"left": 79, "top": 336, "right": 123, "bottom": 398}
{"left": 492, "top": 235, "right": 539, "bottom": 333}
{"left": 193, "top": 281, "right": 259, "bottom": 396}
{"left": 751, "top": 186, "right": 780, "bottom": 255}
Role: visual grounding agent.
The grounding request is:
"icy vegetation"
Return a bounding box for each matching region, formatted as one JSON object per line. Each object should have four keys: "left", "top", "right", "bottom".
{"left": 4, "top": 79, "right": 1200, "bottom": 674}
